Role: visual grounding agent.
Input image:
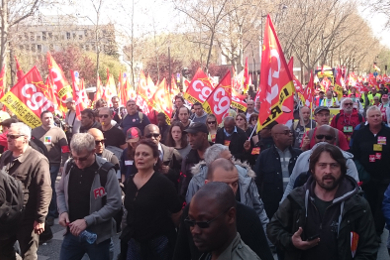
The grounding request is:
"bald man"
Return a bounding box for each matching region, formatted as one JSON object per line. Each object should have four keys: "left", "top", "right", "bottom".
{"left": 188, "top": 182, "right": 260, "bottom": 260}
{"left": 282, "top": 125, "right": 359, "bottom": 202}
{"left": 215, "top": 116, "right": 251, "bottom": 163}
{"left": 254, "top": 124, "right": 302, "bottom": 219}
{"left": 291, "top": 106, "right": 317, "bottom": 148}
{"left": 144, "top": 124, "right": 182, "bottom": 190}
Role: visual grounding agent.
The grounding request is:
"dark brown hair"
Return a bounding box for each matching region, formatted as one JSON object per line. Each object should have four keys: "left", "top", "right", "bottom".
{"left": 135, "top": 139, "right": 162, "bottom": 172}
{"left": 309, "top": 143, "right": 347, "bottom": 176}
{"left": 166, "top": 121, "right": 188, "bottom": 148}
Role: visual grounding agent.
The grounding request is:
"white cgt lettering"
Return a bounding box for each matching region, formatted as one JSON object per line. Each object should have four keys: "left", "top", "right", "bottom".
{"left": 213, "top": 88, "right": 230, "bottom": 115}
{"left": 51, "top": 68, "right": 62, "bottom": 83}
{"left": 21, "top": 84, "right": 52, "bottom": 111}
{"left": 193, "top": 80, "right": 212, "bottom": 102}
{"left": 266, "top": 49, "right": 281, "bottom": 104}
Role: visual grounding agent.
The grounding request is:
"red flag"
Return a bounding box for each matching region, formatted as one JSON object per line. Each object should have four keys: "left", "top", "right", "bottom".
{"left": 103, "top": 68, "right": 117, "bottom": 106}
{"left": 171, "top": 75, "right": 180, "bottom": 96}
{"left": 303, "top": 71, "right": 314, "bottom": 107}
{"left": 258, "top": 15, "right": 294, "bottom": 130}
{"left": 71, "top": 70, "right": 88, "bottom": 120}
{"left": 47, "top": 52, "right": 72, "bottom": 114}
{"left": 94, "top": 76, "right": 104, "bottom": 102}
{"left": 120, "top": 76, "right": 131, "bottom": 105}
{"left": 14, "top": 56, "right": 25, "bottom": 83}
{"left": 287, "top": 57, "right": 303, "bottom": 93}
{"left": 231, "top": 89, "right": 248, "bottom": 112}
{"left": 45, "top": 75, "right": 59, "bottom": 111}
{"left": 151, "top": 78, "right": 173, "bottom": 124}
{"left": 0, "top": 66, "right": 5, "bottom": 99}
{"left": 1, "top": 66, "right": 54, "bottom": 128}
{"left": 334, "top": 68, "right": 345, "bottom": 100}
{"left": 320, "top": 77, "right": 331, "bottom": 92}
{"left": 243, "top": 57, "right": 250, "bottom": 93}
{"left": 203, "top": 71, "right": 232, "bottom": 124}
{"left": 184, "top": 68, "right": 214, "bottom": 105}
{"left": 137, "top": 71, "right": 157, "bottom": 107}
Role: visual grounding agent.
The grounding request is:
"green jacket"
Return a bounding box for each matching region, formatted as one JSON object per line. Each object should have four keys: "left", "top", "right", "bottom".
{"left": 267, "top": 175, "right": 378, "bottom": 260}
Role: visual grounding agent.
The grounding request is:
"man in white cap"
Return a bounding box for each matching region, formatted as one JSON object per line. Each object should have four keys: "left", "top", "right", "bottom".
{"left": 64, "top": 97, "right": 81, "bottom": 139}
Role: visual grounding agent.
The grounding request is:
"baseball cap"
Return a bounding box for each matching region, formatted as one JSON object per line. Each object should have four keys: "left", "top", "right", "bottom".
{"left": 314, "top": 106, "right": 330, "bottom": 115}
{"left": 126, "top": 127, "right": 141, "bottom": 143}
{"left": 382, "top": 94, "right": 388, "bottom": 98}
{"left": 184, "top": 122, "right": 209, "bottom": 134}
{"left": 0, "top": 118, "right": 18, "bottom": 128}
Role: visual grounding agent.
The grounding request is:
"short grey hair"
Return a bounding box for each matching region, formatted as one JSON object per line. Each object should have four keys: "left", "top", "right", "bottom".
{"left": 70, "top": 133, "right": 95, "bottom": 154}
{"left": 341, "top": 98, "right": 352, "bottom": 107}
{"left": 99, "top": 107, "right": 113, "bottom": 116}
{"left": 366, "top": 105, "right": 381, "bottom": 118}
{"left": 10, "top": 122, "right": 31, "bottom": 141}
{"left": 204, "top": 144, "right": 229, "bottom": 166}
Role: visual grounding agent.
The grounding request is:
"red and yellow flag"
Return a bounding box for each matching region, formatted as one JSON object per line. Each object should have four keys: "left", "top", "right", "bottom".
{"left": 102, "top": 68, "right": 117, "bottom": 106}
{"left": 203, "top": 71, "right": 232, "bottom": 124}
{"left": 14, "top": 56, "right": 25, "bottom": 83}
{"left": 45, "top": 75, "right": 59, "bottom": 112}
{"left": 303, "top": 71, "right": 314, "bottom": 108}
{"left": 120, "top": 76, "right": 131, "bottom": 105}
{"left": 0, "top": 66, "right": 5, "bottom": 99}
{"left": 151, "top": 78, "right": 173, "bottom": 125}
{"left": 47, "top": 52, "right": 72, "bottom": 114}
{"left": 258, "top": 15, "right": 294, "bottom": 130}
{"left": 94, "top": 76, "right": 104, "bottom": 102}
{"left": 184, "top": 68, "right": 214, "bottom": 105}
{"left": 231, "top": 89, "right": 247, "bottom": 112}
{"left": 1, "top": 66, "right": 54, "bottom": 128}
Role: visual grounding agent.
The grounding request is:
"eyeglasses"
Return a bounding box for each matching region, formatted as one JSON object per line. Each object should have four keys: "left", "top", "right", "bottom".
{"left": 7, "top": 134, "right": 24, "bottom": 140}
{"left": 99, "top": 114, "right": 109, "bottom": 118}
{"left": 184, "top": 207, "right": 230, "bottom": 228}
{"left": 343, "top": 103, "right": 353, "bottom": 106}
{"left": 73, "top": 153, "right": 91, "bottom": 162}
{"left": 207, "top": 121, "right": 216, "bottom": 124}
{"left": 95, "top": 139, "right": 106, "bottom": 145}
{"left": 315, "top": 135, "right": 334, "bottom": 140}
{"left": 236, "top": 118, "right": 244, "bottom": 121}
{"left": 274, "top": 130, "right": 293, "bottom": 135}
{"left": 146, "top": 133, "right": 160, "bottom": 139}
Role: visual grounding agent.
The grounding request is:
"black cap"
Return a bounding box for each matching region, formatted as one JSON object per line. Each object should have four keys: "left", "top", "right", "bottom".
{"left": 184, "top": 122, "right": 209, "bottom": 134}
{"left": 0, "top": 118, "right": 18, "bottom": 128}
{"left": 314, "top": 106, "right": 330, "bottom": 115}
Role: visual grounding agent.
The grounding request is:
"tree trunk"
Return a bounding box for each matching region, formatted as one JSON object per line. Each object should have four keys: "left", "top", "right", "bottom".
{"left": 205, "top": 29, "right": 215, "bottom": 73}
{"left": 0, "top": 0, "right": 8, "bottom": 89}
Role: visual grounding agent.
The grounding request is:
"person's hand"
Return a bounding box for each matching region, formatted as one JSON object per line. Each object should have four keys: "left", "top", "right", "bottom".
{"left": 59, "top": 167, "right": 63, "bottom": 175}
{"left": 33, "top": 221, "right": 45, "bottom": 234}
{"left": 243, "top": 140, "right": 251, "bottom": 151}
{"left": 69, "top": 219, "right": 87, "bottom": 237}
{"left": 291, "top": 227, "right": 320, "bottom": 250}
{"left": 161, "top": 165, "right": 169, "bottom": 174}
{"left": 59, "top": 212, "right": 70, "bottom": 227}
{"left": 302, "top": 136, "right": 310, "bottom": 148}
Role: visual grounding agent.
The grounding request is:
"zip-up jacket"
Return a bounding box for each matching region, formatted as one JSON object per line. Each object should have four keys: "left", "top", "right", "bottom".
{"left": 267, "top": 175, "right": 378, "bottom": 260}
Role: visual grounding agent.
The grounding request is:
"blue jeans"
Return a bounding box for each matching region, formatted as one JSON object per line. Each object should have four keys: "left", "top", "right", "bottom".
{"left": 60, "top": 232, "right": 110, "bottom": 260}
{"left": 48, "top": 165, "right": 60, "bottom": 218}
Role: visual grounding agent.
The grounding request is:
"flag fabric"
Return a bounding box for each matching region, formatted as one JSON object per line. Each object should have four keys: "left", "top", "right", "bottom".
{"left": 287, "top": 57, "right": 304, "bottom": 93}
{"left": 231, "top": 89, "right": 247, "bottom": 112}
{"left": 257, "top": 15, "right": 295, "bottom": 130}
{"left": 0, "top": 66, "right": 5, "bottom": 99}
{"left": 137, "top": 71, "right": 158, "bottom": 107}
{"left": 14, "top": 56, "right": 25, "bottom": 82}
{"left": 103, "top": 69, "right": 118, "bottom": 106}
{"left": 303, "top": 71, "right": 314, "bottom": 107}
{"left": 334, "top": 69, "right": 345, "bottom": 100}
{"left": 151, "top": 78, "right": 173, "bottom": 125}
{"left": 94, "top": 76, "right": 104, "bottom": 102}
{"left": 203, "top": 71, "right": 232, "bottom": 124}
{"left": 47, "top": 52, "right": 73, "bottom": 114}
{"left": 71, "top": 70, "right": 87, "bottom": 120}
{"left": 373, "top": 63, "right": 381, "bottom": 72}
{"left": 1, "top": 66, "right": 54, "bottom": 128}
{"left": 243, "top": 57, "right": 250, "bottom": 94}
{"left": 45, "top": 75, "right": 59, "bottom": 111}
{"left": 320, "top": 77, "right": 331, "bottom": 92}
{"left": 120, "top": 76, "right": 131, "bottom": 105}
{"left": 184, "top": 68, "right": 214, "bottom": 105}
{"left": 368, "top": 74, "right": 378, "bottom": 88}
{"left": 171, "top": 76, "right": 180, "bottom": 96}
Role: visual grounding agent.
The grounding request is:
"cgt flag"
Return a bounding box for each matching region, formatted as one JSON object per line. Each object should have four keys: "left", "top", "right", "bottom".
{"left": 258, "top": 15, "right": 294, "bottom": 130}
{"left": 14, "top": 56, "right": 25, "bottom": 83}
{"left": 0, "top": 66, "right": 5, "bottom": 99}
{"left": 1, "top": 66, "right": 54, "bottom": 128}
{"left": 203, "top": 71, "right": 232, "bottom": 124}
{"left": 303, "top": 71, "right": 314, "bottom": 108}
{"left": 151, "top": 78, "right": 173, "bottom": 125}
{"left": 184, "top": 68, "right": 214, "bottom": 105}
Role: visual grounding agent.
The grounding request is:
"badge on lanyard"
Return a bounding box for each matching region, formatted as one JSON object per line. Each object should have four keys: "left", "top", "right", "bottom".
{"left": 375, "top": 153, "right": 382, "bottom": 160}
{"left": 44, "top": 136, "right": 52, "bottom": 145}
{"left": 210, "top": 134, "right": 216, "bottom": 142}
{"left": 373, "top": 144, "right": 382, "bottom": 151}
{"left": 343, "top": 126, "right": 353, "bottom": 133}
{"left": 251, "top": 147, "right": 260, "bottom": 155}
{"left": 378, "top": 136, "right": 387, "bottom": 145}
{"left": 369, "top": 155, "right": 376, "bottom": 162}
{"left": 125, "top": 160, "right": 133, "bottom": 166}
{"left": 224, "top": 140, "right": 231, "bottom": 147}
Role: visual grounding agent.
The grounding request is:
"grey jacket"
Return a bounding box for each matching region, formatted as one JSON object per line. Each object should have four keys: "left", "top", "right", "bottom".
{"left": 281, "top": 142, "right": 360, "bottom": 202}
{"left": 186, "top": 160, "right": 270, "bottom": 235}
{"left": 56, "top": 155, "right": 122, "bottom": 244}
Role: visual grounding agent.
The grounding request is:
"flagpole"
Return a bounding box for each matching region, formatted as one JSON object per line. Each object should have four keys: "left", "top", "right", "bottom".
{"left": 248, "top": 124, "right": 257, "bottom": 140}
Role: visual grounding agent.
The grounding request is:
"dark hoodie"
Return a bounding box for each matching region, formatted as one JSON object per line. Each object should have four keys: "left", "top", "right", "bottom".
{"left": 267, "top": 175, "right": 378, "bottom": 260}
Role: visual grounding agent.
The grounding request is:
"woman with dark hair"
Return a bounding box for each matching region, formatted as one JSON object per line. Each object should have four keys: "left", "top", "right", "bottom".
{"left": 120, "top": 127, "right": 141, "bottom": 182}
{"left": 166, "top": 121, "right": 191, "bottom": 159}
{"left": 121, "top": 139, "right": 182, "bottom": 260}
{"left": 206, "top": 114, "right": 218, "bottom": 143}
{"left": 249, "top": 113, "right": 259, "bottom": 128}
{"left": 236, "top": 113, "right": 253, "bottom": 136}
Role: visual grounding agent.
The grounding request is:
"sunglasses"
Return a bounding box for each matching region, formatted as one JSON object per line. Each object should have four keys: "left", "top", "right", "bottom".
{"left": 99, "top": 114, "right": 109, "bottom": 118}
{"left": 6, "top": 134, "right": 24, "bottom": 140}
{"left": 95, "top": 139, "right": 106, "bottom": 145}
{"left": 236, "top": 118, "right": 244, "bottom": 121}
{"left": 207, "top": 121, "right": 216, "bottom": 124}
{"left": 344, "top": 103, "right": 353, "bottom": 106}
{"left": 275, "top": 130, "right": 293, "bottom": 135}
{"left": 316, "top": 135, "right": 334, "bottom": 140}
{"left": 146, "top": 133, "right": 160, "bottom": 139}
{"left": 184, "top": 207, "right": 230, "bottom": 229}
{"left": 73, "top": 153, "right": 91, "bottom": 162}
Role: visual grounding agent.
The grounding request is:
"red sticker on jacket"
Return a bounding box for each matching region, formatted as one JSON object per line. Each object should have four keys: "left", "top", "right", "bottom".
{"left": 376, "top": 153, "right": 382, "bottom": 160}
{"left": 369, "top": 155, "right": 376, "bottom": 162}
{"left": 93, "top": 187, "right": 106, "bottom": 199}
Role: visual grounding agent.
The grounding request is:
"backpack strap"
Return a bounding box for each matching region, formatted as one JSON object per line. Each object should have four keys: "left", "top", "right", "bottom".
{"left": 335, "top": 113, "right": 340, "bottom": 126}
{"left": 97, "top": 162, "right": 115, "bottom": 206}
{"left": 293, "top": 120, "right": 299, "bottom": 130}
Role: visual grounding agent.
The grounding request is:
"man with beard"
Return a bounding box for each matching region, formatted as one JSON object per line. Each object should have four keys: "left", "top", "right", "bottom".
{"left": 267, "top": 144, "right": 378, "bottom": 260}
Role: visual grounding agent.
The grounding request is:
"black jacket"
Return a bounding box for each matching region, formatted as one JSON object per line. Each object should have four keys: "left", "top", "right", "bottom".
{"left": 267, "top": 175, "right": 378, "bottom": 260}
{"left": 215, "top": 127, "right": 250, "bottom": 162}
{"left": 179, "top": 149, "right": 202, "bottom": 204}
{"left": 173, "top": 202, "right": 273, "bottom": 260}
{"left": 254, "top": 145, "right": 301, "bottom": 218}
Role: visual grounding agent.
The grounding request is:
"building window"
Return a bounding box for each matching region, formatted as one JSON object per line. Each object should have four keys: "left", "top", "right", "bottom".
{"left": 66, "top": 32, "right": 70, "bottom": 40}
{"left": 37, "top": 45, "right": 42, "bottom": 52}
{"left": 31, "top": 45, "right": 36, "bottom": 52}
{"left": 24, "top": 33, "right": 28, "bottom": 41}
{"left": 19, "top": 45, "right": 24, "bottom": 50}
{"left": 36, "top": 35, "right": 41, "bottom": 41}
{"left": 48, "top": 32, "right": 53, "bottom": 39}
{"left": 85, "top": 44, "right": 89, "bottom": 51}
{"left": 42, "top": 32, "right": 46, "bottom": 41}
{"left": 30, "top": 33, "right": 34, "bottom": 41}
{"left": 61, "top": 35, "right": 65, "bottom": 40}
{"left": 49, "top": 44, "right": 54, "bottom": 51}
{"left": 19, "top": 35, "right": 23, "bottom": 41}
{"left": 73, "top": 33, "right": 76, "bottom": 39}
{"left": 84, "top": 30, "right": 88, "bottom": 37}
{"left": 25, "top": 44, "right": 30, "bottom": 51}
{"left": 79, "top": 34, "right": 83, "bottom": 40}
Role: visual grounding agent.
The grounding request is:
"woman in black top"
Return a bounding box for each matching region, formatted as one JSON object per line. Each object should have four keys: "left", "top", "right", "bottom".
{"left": 236, "top": 113, "right": 253, "bottom": 137}
{"left": 121, "top": 139, "right": 182, "bottom": 260}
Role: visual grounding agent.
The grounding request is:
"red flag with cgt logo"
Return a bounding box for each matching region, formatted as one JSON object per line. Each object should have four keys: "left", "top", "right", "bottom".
{"left": 184, "top": 68, "right": 214, "bottom": 105}
{"left": 258, "top": 15, "right": 294, "bottom": 131}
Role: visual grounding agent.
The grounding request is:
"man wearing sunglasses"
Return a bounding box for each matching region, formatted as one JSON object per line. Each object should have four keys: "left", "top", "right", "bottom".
{"left": 98, "top": 107, "right": 127, "bottom": 150}
{"left": 282, "top": 125, "right": 360, "bottom": 202}
{"left": 185, "top": 181, "right": 261, "bottom": 260}
{"left": 32, "top": 111, "right": 70, "bottom": 226}
{"left": 144, "top": 124, "right": 182, "bottom": 190}
{"left": 330, "top": 98, "right": 364, "bottom": 143}
{"left": 254, "top": 124, "right": 302, "bottom": 220}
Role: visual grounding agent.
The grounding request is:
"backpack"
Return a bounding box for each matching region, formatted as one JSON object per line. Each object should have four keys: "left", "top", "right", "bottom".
{"left": 335, "top": 113, "right": 363, "bottom": 126}
{"left": 122, "top": 112, "right": 144, "bottom": 125}
{"left": 30, "top": 136, "right": 49, "bottom": 158}
{"left": 0, "top": 168, "right": 24, "bottom": 238}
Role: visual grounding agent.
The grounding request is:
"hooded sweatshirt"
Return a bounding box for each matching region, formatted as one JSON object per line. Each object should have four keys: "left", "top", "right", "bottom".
{"left": 281, "top": 142, "right": 360, "bottom": 202}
